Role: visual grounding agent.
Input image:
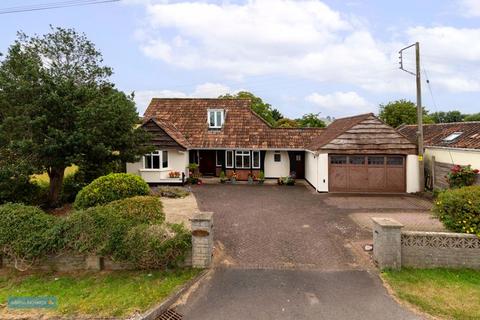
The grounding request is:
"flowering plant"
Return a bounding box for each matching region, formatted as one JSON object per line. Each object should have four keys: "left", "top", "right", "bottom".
{"left": 169, "top": 171, "right": 180, "bottom": 178}
{"left": 230, "top": 172, "right": 238, "bottom": 181}
{"left": 447, "top": 164, "right": 479, "bottom": 188}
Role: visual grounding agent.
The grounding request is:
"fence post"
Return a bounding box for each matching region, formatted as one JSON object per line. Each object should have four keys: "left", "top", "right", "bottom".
{"left": 190, "top": 212, "right": 213, "bottom": 268}
{"left": 372, "top": 217, "right": 403, "bottom": 270}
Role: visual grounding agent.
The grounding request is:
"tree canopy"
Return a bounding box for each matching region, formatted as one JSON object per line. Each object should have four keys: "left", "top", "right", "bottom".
{"left": 0, "top": 27, "right": 149, "bottom": 206}
{"left": 219, "top": 91, "right": 277, "bottom": 126}
{"left": 430, "top": 111, "right": 464, "bottom": 123}
{"left": 296, "top": 113, "right": 326, "bottom": 128}
{"left": 378, "top": 99, "right": 432, "bottom": 128}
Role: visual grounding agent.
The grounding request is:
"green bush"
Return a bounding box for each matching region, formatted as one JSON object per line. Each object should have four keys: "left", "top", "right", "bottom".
{"left": 123, "top": 223, "right": 191, "bottom": 269}
{"left": 447, "top": 164, "right": 479, "bottom": 188}
{"left": 74, "top": 173, "right": 150, "bottom": 209}
{"left": 65, "top": 196, "right": 165, "bottom": 259}
{"left": 433, "top": 186, "right": 480, "bottom": 236}
{"left": 0, "top": 204, "right": 62, "bottom": 269}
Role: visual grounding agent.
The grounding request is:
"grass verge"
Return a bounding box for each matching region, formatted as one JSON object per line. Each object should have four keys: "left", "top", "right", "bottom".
{"left": 0, "top": 268, "right": 201, "bottom": 318}
{"left": 382, "top": 268, "right": 480, "bottom": 320}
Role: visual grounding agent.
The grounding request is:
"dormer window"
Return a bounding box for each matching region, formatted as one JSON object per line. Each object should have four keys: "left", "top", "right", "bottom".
{"left": 208, "top": 109, "right": 224, "bottom": 129}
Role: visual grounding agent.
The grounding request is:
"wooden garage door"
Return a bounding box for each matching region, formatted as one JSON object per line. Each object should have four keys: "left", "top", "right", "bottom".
{"left": 329, "top": 155, "right": 406, "bottom": 193}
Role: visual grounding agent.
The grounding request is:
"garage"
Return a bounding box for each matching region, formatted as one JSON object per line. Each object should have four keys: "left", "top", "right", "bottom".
{"left": 329, "top": 155, "right": 406, "bottom": 193}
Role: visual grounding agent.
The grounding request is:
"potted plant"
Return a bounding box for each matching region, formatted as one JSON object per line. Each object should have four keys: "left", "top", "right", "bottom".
{"left": 230, "top": 171, "right": 238, "bottom": 184}
{"left": 247, "top": 173, "right": 254, "bottom": 184}
{"left": 169, "top": 171, "right": 180, "bottom": 178}
{"left": 219, "top": 171, "right": 227, "bottom": 183}
{"left": 258, "top": 170, "right": 265, "bottom": 184}
{"left": 277, "top": 177, "right": 284, "bottom": 185}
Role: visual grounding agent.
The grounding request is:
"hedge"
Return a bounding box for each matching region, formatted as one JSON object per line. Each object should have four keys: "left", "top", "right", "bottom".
{"left": 0, "top": 196, "right": 190, "bottom": 270}
{"left": 74, "top": 173, "right": 150, "bottom": 209}
{"left": 0, "top": 204, "right": 62, "bottom": 270}
{"left": 433, "top": 185, "right": 480, "bottom": 236}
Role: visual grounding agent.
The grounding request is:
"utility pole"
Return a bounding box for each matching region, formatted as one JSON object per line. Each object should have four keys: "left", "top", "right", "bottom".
{"left": 399, "top": 42, "right": 424, "bottom": 191}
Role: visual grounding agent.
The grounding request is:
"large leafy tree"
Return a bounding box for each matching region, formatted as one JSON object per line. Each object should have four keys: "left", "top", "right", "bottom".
{"left": 464, "top": 113, "right": 480, "bottom": 121}
{"left": 430, "top": 111, "right": 464, "bottom": 123}
{"left": 276, "top": 118, "right": 299, "bottom": 128}
{"left": 296, "top": 113, "right": 326, "bottom": 128}
{"left": 220, "top": 91, "right": 276, "bottom": 125}
{"left": 378, "top": 99, "right": 432, "bottom": 128}
{"left": 0, "top": 27, "right": 148, "bottom": 207}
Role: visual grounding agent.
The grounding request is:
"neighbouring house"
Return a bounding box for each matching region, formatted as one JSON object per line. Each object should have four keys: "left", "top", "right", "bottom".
{"left": 127, "top": 98, "right": 420, "bottom": 193}
{"left": 398, "top": 122, "right": 480, "bottom": 189}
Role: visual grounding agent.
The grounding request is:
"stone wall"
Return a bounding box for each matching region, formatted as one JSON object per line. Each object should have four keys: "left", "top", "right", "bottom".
{"left": 401, "top": 231, "right": 480, "bottom": 268}
{"left": 372, "top": 217, "right": 480, "bottom": 269}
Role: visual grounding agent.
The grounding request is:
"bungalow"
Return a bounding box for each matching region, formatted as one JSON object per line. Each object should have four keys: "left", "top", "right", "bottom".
{"left": 127, "top": 98, "right": 420, "bottom": 193}
{"left": 398, "top": 122, "right": 480, "bottom": 189}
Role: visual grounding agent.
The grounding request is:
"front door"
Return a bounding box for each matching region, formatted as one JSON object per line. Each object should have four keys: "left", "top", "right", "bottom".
{"left": 290, "top": 151, "right": 305, "bottom": 179}
{"left": 199, "top": 150, "right": 216, "bottom": 176}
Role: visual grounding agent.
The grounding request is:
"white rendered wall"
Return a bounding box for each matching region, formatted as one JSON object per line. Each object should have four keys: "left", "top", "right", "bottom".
{"left": 406, "top": 154, "right": 421, "bottom": 193}
{"left": 264, "top": 151, "right": 290, "bottom": 178}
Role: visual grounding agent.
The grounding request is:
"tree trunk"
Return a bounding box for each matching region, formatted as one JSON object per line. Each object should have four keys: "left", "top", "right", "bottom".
{"left": 48, "top": 166, "right": 65, "bottom": 207}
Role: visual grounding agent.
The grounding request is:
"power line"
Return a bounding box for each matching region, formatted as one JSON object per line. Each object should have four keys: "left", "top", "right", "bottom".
{"left": 0, "top": 0, "right": 120, "bottom": 15}
{"left": 423, "top": 67, "right": 439, "bottom": 115}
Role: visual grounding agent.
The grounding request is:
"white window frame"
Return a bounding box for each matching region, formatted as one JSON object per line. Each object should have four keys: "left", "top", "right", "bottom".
{"left": 274, "top": 151, "right": 281, "bottom": 162}
{"left": 225, "top": 150, "right": 234, "bottom": 168}
{"left": 143, "top": 150, "right": 169, "bottom": 170}
{"left": 208, "top": 109, "right": 225, "bottom": 129}
{"left": 235, "top": 150, "right": 251, "bottom": 169}
{"left": 252, "top": 151, "right": 261, "bottom": 169}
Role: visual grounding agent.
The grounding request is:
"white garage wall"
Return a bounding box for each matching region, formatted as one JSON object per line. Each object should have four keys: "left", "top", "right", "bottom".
{"left": 424, "top": 147, "right": 480, "bottom": 169}
{"left": 264, "top": 151, "right": 290, "bottom": 178}
{"left": 126, "top": 150, "right": 189, "bottom": 183}
{"left": 317, "top": 153, "right": 329, "bottom": 192}
{"left": 406, "top": 154, "right": 421, "bottom": 193}
{"left": 305, "top": 151, "right": 317, "bottom": 188}
{"left": 305, "top": 151, "right": 329, "bottom": 192}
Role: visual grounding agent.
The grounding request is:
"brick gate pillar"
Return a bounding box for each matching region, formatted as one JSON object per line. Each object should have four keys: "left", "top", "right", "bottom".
{"left": 372, "top": 217, "right": 403, "bottom": 270}
{"left": 190, "top": 212, "right": 213, "bottom": 268}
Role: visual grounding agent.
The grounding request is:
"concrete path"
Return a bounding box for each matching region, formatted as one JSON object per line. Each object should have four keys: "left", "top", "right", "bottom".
{"left": 175, "top": 185, "right": 426, "bottom": 320}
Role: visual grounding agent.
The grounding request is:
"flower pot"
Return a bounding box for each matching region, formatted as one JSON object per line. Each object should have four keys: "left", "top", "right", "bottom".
{"left": 231, "top": 178, "right": 237, "bottom": 184}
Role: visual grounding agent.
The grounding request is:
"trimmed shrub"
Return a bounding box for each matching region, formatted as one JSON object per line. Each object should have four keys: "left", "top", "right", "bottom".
{"left": 123, "top": 223, "right": 191, "bottom": 269}
{"left": 433, "top": 186, "right": 480, "bottom": 236}
{"left": 64, "top": 196, "right": 166, "bottom": 259}
{"left": 0, "top": 204, "right": 61, "bottom": 270}
{"left": 74, "top": 173, "right": 150, "bottom": 209}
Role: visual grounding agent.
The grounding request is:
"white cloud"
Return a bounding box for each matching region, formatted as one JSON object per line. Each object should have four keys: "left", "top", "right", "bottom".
{"left": 459, "top": 0, "right": 480, "bottom": 17}
{"left": 131, "top": 0, "right": 480, "bottom": 95}
{"left": 305, "top": 91, "right": 373, "bottom": 113}
{"left": 133, "top": 82, "right": 236, "bottom": 114}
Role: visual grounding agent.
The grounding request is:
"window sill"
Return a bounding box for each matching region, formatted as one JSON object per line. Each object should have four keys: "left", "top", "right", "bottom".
{"left": 140, "top": 168, "right": 170, "bottom": 172}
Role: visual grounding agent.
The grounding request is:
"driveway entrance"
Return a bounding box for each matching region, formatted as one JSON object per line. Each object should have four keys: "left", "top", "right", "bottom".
{"left": 176, "top": 185, "right": 423, "bottom": 320}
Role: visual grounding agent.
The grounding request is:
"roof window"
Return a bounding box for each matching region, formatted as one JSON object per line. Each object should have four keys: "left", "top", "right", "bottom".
{"left": 443, "top": 132, "right": 463, "bottom": 142}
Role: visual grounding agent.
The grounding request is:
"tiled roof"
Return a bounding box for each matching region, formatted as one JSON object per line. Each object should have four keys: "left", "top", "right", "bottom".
{"left": 143, "top": 98, "right": 324, "bottom": 149}
{"left": 307, "top": 113, "right": 373, "bottom": 151}
{"left": 149, "top": 118, "right": 191, "bottom": 149}
{"left": 398, "top": 122, "right": 480, "bottom": 149}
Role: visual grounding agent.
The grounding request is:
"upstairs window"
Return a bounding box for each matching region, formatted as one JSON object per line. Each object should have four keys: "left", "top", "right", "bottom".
{"left": 208, "top": 109, "right": 224, "bottom": 128}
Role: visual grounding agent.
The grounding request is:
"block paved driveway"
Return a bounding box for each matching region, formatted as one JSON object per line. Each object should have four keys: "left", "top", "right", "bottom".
{"left": 176, "top": 184, "right": 427, "bottom": 320}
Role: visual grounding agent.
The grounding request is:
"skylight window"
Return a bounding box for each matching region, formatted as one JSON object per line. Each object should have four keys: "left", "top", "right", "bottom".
{"left": 443, "top": 132, "right": 463, "bottom": 142}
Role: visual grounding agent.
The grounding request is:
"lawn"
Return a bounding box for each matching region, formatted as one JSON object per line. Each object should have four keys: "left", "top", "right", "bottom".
{"left": 382, "top": 268, "right": 480, "bottom": 320}
{"left": 0, "top": 268, "right": 201, "bottom": 318}
{"left": 31, "top": 165, "right": 79, "bottom": 184}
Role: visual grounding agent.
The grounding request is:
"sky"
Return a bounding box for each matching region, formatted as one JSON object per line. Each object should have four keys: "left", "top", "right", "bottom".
{"left": 1, "top": 0, "right": 479, "bottom": 118}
